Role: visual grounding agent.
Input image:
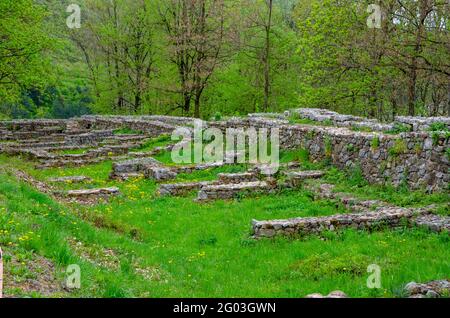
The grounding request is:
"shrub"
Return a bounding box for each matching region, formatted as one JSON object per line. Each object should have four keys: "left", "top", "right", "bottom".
{"left": 387, "top": 123, "right": 411, "bottom": 134}
{"left": 428, "top": 122, "right": 447, "bottom": 132}
{"left": 389, "top": 139, "right": 407, "bottom": 157}
{"left": 371, "top": 136, "right": 380, "bottom": 150}
{"left": 214, "top": 112, "right": 222, "bottom": 121}
{"left": 346, "top": 144, "right": 357, "bottom": 152}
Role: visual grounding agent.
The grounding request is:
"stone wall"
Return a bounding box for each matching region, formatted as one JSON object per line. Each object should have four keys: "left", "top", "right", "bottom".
{"left": 1, "top": 109, "right": 448, "bottom": 191}
{"left": 210, "top": 115, "right": 449, "bottom": 192}
{"left": 73, "top": 115, "right": 176, "bottom": 137}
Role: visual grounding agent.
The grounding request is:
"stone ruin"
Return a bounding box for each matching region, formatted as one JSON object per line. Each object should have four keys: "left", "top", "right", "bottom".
{"left": 0, "top": 109, "right": 448, "bottom": 297}
{"left": 252, "top": 183, "right": 449, "bottom": 239}
{"left": 1, "top": 108, "right": 448, "bottom": 191}
{"left": 0, "top": 108, "right": 448, "bottom": 206}
{"left": 211, "top": 110, "right": 449, "bottom": 192}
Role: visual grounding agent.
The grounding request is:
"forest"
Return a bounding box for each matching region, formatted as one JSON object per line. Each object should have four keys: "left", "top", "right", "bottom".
{"left": 1, "top": 0, "right": 449, "bottom": 120}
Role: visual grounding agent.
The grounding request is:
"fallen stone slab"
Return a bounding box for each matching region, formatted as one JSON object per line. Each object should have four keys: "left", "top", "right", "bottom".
{"left": 48, "top": 176, "right": 93, "bottom": 183}
{"left": 158, "top": 181, "right": 217, "bottom": 196}
{"left": 252, "top": 207, "right": 427, "bottom": 239}
{"left": 197, "top": 181, "right": 276, "bottom": 201}
{"left": 64, "top": 187, "right": 120, "bottom": 203}
{"left": 405, "top": 280, "right": 450, "bottom": 298}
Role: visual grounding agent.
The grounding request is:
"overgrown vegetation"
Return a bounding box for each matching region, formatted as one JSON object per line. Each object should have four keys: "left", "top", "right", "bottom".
{"left": 1, "top": 0, "right": 449, "bottom": 119}
{"left": 0, "top": 138, "right": 448, "bottom": 297}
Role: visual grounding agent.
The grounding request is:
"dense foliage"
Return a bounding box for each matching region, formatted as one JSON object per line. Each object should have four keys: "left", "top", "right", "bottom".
{"left": 0, "top": 0, "right": 448, "bottom": 119}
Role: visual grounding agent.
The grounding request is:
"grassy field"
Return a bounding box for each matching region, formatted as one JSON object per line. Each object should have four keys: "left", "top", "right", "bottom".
{"left": 0, "top": 140, "right": 448, "bottom": 298}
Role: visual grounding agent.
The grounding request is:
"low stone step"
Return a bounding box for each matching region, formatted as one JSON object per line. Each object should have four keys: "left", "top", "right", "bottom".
{"left": 48, "top": 176, "right": 92, "bottom": 183}
{"left": 284, "top": 170, "right": 325, "bottom": 187}
{"left": 159, "top": 181, "right": 217, "bottom": 196}
{"left": 64, "top": 187, "right": 120, "bottom": 203}
{"left": 217, "top": 172, "right": 258, "bottom": 184}
{"left": 36, "top": 155, "right": 128, "bottom": 169}
{"left": 413, "top": 214, "right": 450, "bottom": 233}
{"left": 66, "top": 187, "right": 120, "bottom": 197}
{"left": 252, "top": 207, "right": 427, "bottom": 239}
{"left": 111, "top": 157, "right": 161, "bottom": 177}
{"left": 305, "top": 183, "right": 391, "bottom": 213}
{"left": 250, "top": 161, "right": 301, "bottom": 175}
{"left": 176, "top": 162, "right": 227, "bottom": 174}
{"left": 197, "top": 181, "right": 276, "bottom": 201}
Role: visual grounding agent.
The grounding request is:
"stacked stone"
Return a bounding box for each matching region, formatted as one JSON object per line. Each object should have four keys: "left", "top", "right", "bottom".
{"left": 64, "top": 130, "right": 114, "bottom": 146}
{"left": 404, "top": 280, "right": 450, "bottom": 298}
{"left": 217, "top": 172, "right": 258, "bottom": 184}
{"left": 278, "top": 125, "right": 448, "bottom": 191}
{"left": 36, "top": 143, "right": 143, "bottom": 169}
{"left": 248, "top": 112, "right": 288, "bottom": 120}
{"left": 414, "top": 214, "right": 450, "bottom": 233}
{"left": 252, "top": 207, "right": 426, "bottom": 239}
{"left": 111, "top": 157, "right": 162, "bottom": 180}
{"left": 64, "top": 187, "right": 120, "bottom": 204}
{"left": 290, "top": 108, "right": 395, "bottom": 132}
{"left": 159, "top": 181, "right": 217, "bottom": 196}
{"left": 197, "top": 181, "right": 276, "bottom": 201}
{"left": 74, "top": 115, "right": 176, "bottom": 137}
{"left": 144, "top": 166, "right": 178, "bottom": 181}
{"left": 216, "top": 108, "right": 449, "bottom": 191}
{"left": 1, "top": 109, "right": 448, "bottom": 191}
{"left": 395, "top": 116, "right": 450, "bottom": 132}
{"left": 129, "top": 143, "right": 175, "bottom": 158}
{"left": 48, "top": 176, "right": 92, "bottom": 183}
{"left": 143, "top": 115, "right": 205, "bottom": 127}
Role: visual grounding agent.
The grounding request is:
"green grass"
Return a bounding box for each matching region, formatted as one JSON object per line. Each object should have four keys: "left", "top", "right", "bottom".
{"left": 0, "top": 142, "right": 449, "bottom": 298}
{"left": 131, "top": 134, "right": 172, "bottom": 153}
{"left": 113, "top": 127, "right": 143, "bottom": 135}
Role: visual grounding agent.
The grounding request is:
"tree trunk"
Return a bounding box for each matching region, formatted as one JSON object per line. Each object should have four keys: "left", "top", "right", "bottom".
{"left": 183, "top": 92, "right": 191, "bottom": 115}
{"left": 194, "top": 93, "right": 201, "bottom": 118}
{"left": 263, "top": 0, "right": 273, "bottom": 112}
{"left": 407, "top": 62, "right": 417, "bottom": 116}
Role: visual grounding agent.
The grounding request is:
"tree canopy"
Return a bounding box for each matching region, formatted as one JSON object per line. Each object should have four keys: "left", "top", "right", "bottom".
{"left": 0, "top": 0, "right": 448, "bottom": 119}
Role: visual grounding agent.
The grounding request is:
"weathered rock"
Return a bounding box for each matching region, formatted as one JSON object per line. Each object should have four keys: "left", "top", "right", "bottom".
{"left": 158, "top": 181, "right": 217, "bottom": 196}
{"left": 305, "top": 290, "right": 348, "bottom": 298}
{"left": 65, "top": 187, "right": 120, "bottom": 202}
{"left": 197, "top": 181, "right": 275, "bottom": 201}
{"left": 252, "top": 207, "right": 428, "bottom": 239}
{"left": 1, "top": 109, "right": 448, "bottom": 191}
{"left": 48, "top": 176, "right": 92, "bottom": 183}
{"left": 144, "top": 166, "right": 178, "bottom": 181}
{"left": 413, "top": 214, "right": 450, "bottom": 233}
{"left": 111, "top": 157, "right": 161, "bottom": 176}
{"left": 404, "top": 280, "right": 450, "bottom": 298}
{"left": 217, "top": 172, "right": 258, "bottom": 184}
{"left": 285, "top": 170, "right": 325, "bottom": 187}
